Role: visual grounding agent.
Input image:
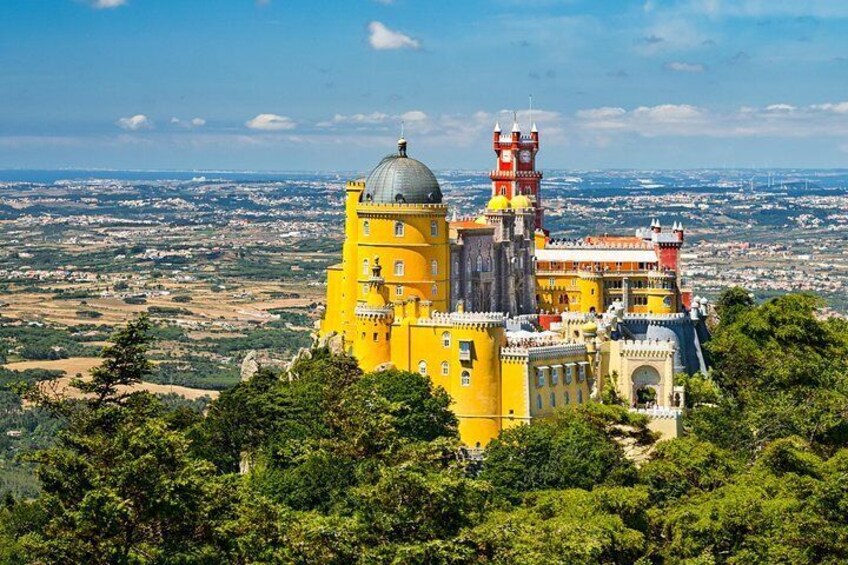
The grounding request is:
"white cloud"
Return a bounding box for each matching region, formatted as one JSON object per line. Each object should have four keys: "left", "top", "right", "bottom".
{"left": 117, "top": 114, "right": 153, "bottom": 131}
{"left": 245, "top": 113, "right": 297, "bottom": 131}
{"left": 811, "top": 102, "right": 848, "bottom": 114}
{"left": 574, "top": 101, "right": 848, "bottom": 139}
{"left": 576, "top": 107, "right": 627, "bottom": 120}
{"left": 765, "top": 104, "right": 796, "bottom": 112}
{"left": 401, "top": 110, "right": 428, "bottom": 122}
{"left": 367, "top": 21, "right": 420, "bottom": 50}
{"left": 664, "top": 61, "right": 705, "bottom": 72}
{"left": 89, "top": 0, "right": 127, "bottom": 8}
{"left": 170, "top": 117, "right": 207, "bottom": 129}
{"left": 317, "top": 112, "right": 391, "bottom": 127}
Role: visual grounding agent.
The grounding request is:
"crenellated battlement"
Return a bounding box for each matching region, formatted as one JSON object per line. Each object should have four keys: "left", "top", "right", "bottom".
{"left": 501, "top": 342, "right": 587, "bottom": 361}
{"left": 623, "top": 313, "right": 687, "bottom": 324}
{"left": 416, "top": 311, "right": 507, "bottom": 328}
{"left": 354, "top": 305, "right": 393, "bottom": 319}
{"left": 618, "top": 339, "right": 676, "bottom": 357}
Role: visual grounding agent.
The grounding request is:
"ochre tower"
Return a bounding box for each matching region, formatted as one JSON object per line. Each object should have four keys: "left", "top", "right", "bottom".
{"left": 490, "top": 118, "right": 543, "bottom": 230}
{"left": 320, "top": 138, "right": 449, "bottom": 354}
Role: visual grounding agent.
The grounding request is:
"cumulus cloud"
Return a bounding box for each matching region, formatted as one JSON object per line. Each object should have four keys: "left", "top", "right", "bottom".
{"left": 574, "top": 101, "right": 848, "bottom": 139}
{"left": 89, "top": 0, "right": 127, "bottom": 8}
{"left": 811, "top": 102, "right": 848, "bottom": 114}
{"left": 664, "top": 61, "right": 705, "bottom": 72}
{"left": 245, "top": 114, "right": 297, "bottom": 131}
{"left": 401, "top": 110, "right": 428, "bottom": 122}
{"left": 117, "top": 114, "right": 153, "bottom": 131}
{"left": 368, "top": 21, "right": 420, "bottom": 50}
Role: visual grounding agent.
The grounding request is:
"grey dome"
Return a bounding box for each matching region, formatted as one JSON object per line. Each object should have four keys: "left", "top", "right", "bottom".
{"left": 362, "top": 140, "right": 442, "bottom": 204}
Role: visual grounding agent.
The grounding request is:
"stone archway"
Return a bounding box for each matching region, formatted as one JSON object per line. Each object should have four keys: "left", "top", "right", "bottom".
{"left": 631, "top": 365, "right": 662, "bottom": 408}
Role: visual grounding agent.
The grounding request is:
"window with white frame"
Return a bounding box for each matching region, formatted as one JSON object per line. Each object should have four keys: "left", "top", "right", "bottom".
{"left": 363, "top": 220, "right": 370, "bottom": 236}
{"left": 441, "top": 331, "right": 450, "bottom": 348}
{"left": 430, "top": 220, "right": 438, "bottom": 237}
{"left": 535, "top": 368, "right": 545, "bottom": 387}
{"left": 395, "top": 286, "right": 403, "bottom": 297}
{"left": 394, "top": 221, "right": 404, "bottom": 237}
{"left": 441, "top": 361, "right": 449, "bottom": 376}
{"left": 394, "top": 260, "right": 404, "bottom": 276}
{"left": 431, "top": 260, "right": 438, "bottom": 276}
{"left": 362, "top": 259, "right": 370, "bottom": 276}
{"left": 461, "top": 370, "right": 471, "bottom": 387}
{"left": 418, "top": 360, "right": 427, "bottom": 376}
{"left": 458, "top": 340, "right": 472, "bottom": 361}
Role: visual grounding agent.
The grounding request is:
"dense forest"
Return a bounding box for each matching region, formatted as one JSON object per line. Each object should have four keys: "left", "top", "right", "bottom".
{"left": 1, "top": 288, "right": 847, "bottom": 564}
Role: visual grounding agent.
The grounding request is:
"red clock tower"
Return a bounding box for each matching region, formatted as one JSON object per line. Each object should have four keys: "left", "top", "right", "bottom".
{"left": 490, "top": 117, "right": 544, "bottom": 230}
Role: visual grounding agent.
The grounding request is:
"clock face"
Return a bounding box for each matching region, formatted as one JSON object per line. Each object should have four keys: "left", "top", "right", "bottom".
{"left": 501, "top": 151, "right": 512, "bottom": 163}
{"left": 519, "top": 149, "right": 532, "bottom": 164}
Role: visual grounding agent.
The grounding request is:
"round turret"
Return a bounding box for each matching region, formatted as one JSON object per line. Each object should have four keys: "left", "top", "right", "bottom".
{"left": 363, "top": 139, "right": 442, "bottom": 204}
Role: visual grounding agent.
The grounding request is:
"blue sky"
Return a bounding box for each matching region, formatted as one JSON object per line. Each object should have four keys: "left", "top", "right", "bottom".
{"left": 1, "top": 0, "right": 847, "bottom": 171}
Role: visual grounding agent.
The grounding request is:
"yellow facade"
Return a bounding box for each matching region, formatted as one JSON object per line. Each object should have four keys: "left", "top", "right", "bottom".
{"left": 318, "top": 145, "right": 685, "bottom": 447}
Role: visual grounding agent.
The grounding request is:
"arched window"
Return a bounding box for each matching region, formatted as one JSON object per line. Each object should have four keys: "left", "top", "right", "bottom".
{"left": 461, "top": 370, "right": 471, "bottom": 387}
{"left": 431, "top": 260, "right": 438, "bottom": 276}
{"left": 536, "top": 394, "right": 542, "bottom": 410}
{"left": 362, "top": 259, "right": 370, "bottom": 276}
{"left": 363, "top": 220, "right": 370, "bottom": 236}
{"left": 394, "top": 221, "right": 404, "bottom": 237}
{"left": 394, "top": 260, "right": 404, "bottom": 276}
{"left": 441, "top": 331, "right": 451, "bottom": 348}
{"left": 564, "top": 391, "right": 570, "bottom": 404}
{"left": 418, "top": 360, "right": 427, "bottom": 376}
{"left": 431, "top": 283, "right": 438, "bottom": 297}
{"left": 476, "top": 256, "right": 483, "bottom": 272}
{"left": 441, "top": 361, "right": 449, "bottom": 376}
{"left": 430, "top": 220, "right": 438, "bottom": 237}
{"left": 577, "top": 389, "right": 583, "bottom": 404}
{"left": 550, "top": 392, "right": 556, "bottom": 408}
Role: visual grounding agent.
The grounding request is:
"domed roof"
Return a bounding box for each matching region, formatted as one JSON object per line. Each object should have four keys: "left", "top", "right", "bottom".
{"left": 582, "top": 320, "right": 598, "bottom": 335}
{"left": 362, "top": 139, "right": 442, "bottom": 205}
{"left": 512, "top": 194, "right": 532, "bottom": 209}
{"left": 487, "top": 194, "right": 511, "bottom": 210}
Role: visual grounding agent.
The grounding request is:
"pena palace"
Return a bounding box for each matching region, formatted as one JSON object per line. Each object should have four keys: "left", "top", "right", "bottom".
{"left": 318, "top": 119, "right": 710, "bottom": 446}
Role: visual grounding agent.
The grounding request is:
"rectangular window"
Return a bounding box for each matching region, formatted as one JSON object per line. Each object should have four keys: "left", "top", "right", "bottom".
{"left": 550, "top": 367, "right": 559, "bottom": 385}
{"left": 458, "top": 340, "right": 472, "bottom": 361}
{"left": 430, "top": 220, "right": 438, "bottom": 237}
{"left": 578, "top": 364, "right": 587, "bottom": 382}
{"left": 394, "top": 260, "right": 404, "bottom": 276}
{"left": 394, "top": 222, "right": 404, "bottom": 237}
{"left": 536, "top": 368, "right": 545, "bottom": 387}
{"left": 395, "top": 286, "right": 403, "bottom": 297}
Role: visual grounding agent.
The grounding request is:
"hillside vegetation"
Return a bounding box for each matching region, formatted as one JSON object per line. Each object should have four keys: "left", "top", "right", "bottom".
{"left": 1, "top": 289, "right": 847, "bottom": 564}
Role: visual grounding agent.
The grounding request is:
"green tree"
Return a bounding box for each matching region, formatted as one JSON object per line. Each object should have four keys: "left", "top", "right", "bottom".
{"left": 466, "top": 487, "right": 649, "bottom": 565}
{"left": 480, "top": 404, "right": 652, "bottom": 499}
{"left": 715, "top": 286, "right": 754, "bottom": 326}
